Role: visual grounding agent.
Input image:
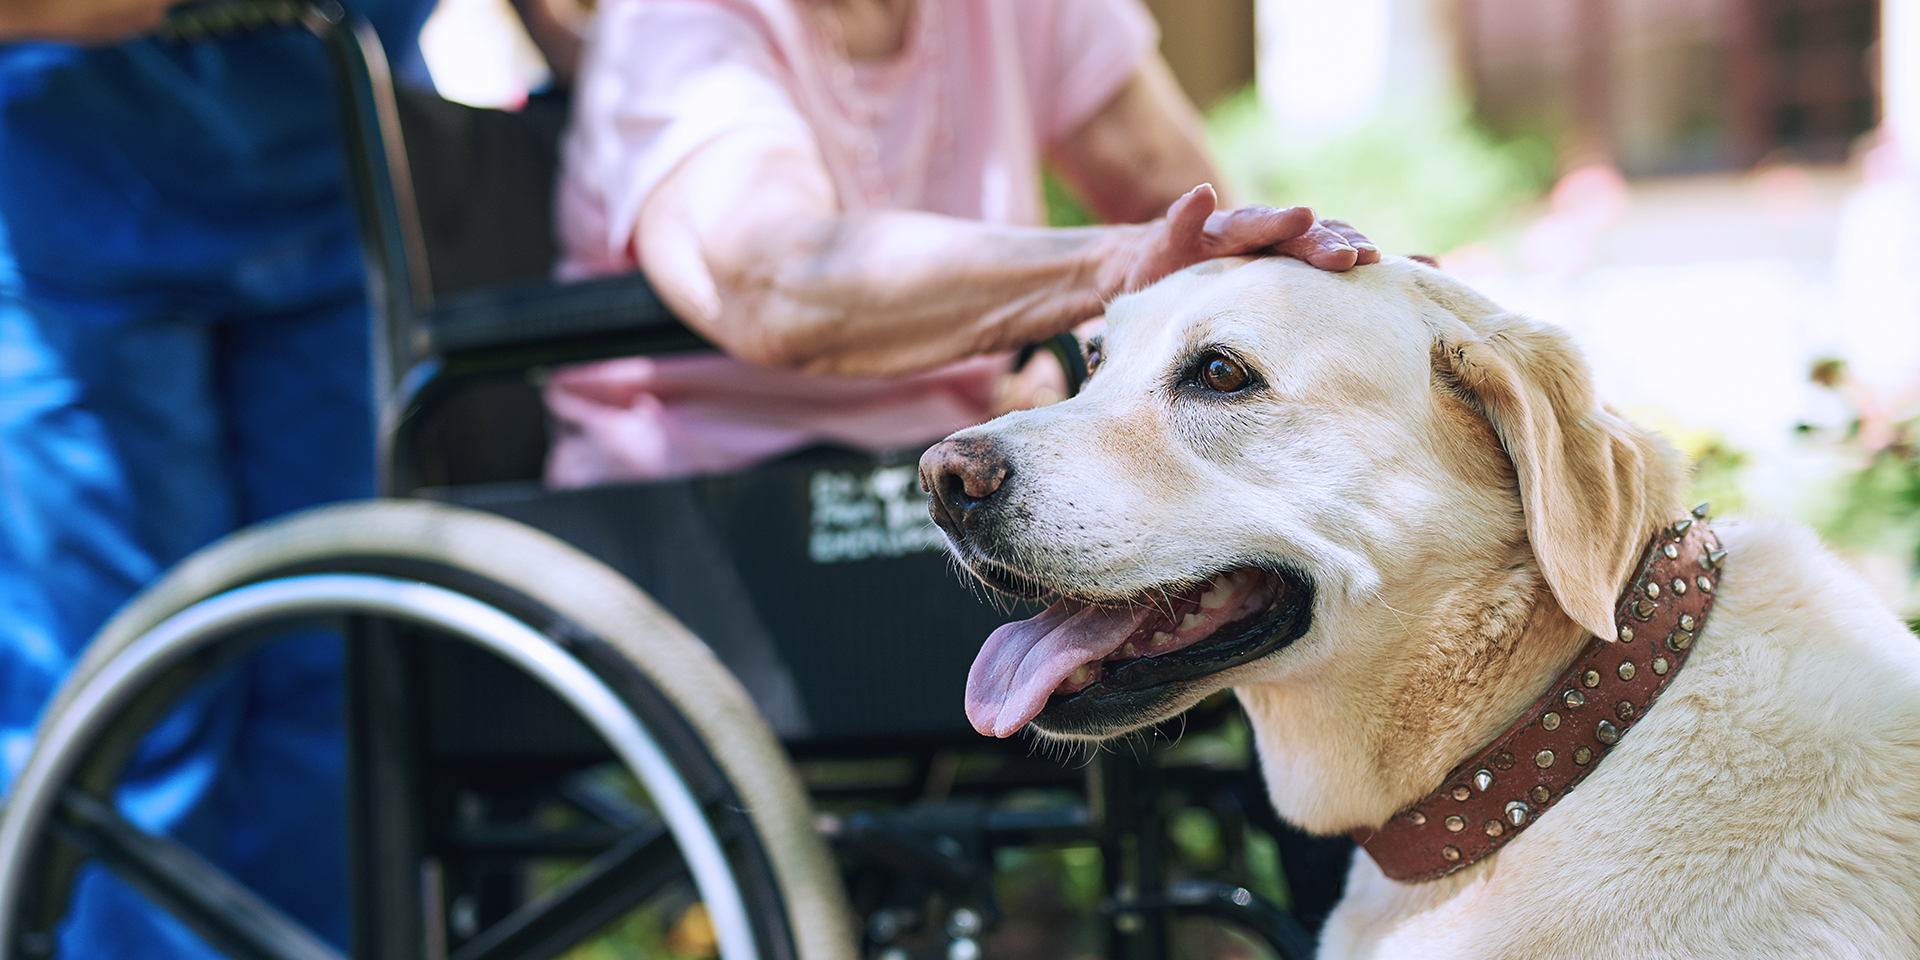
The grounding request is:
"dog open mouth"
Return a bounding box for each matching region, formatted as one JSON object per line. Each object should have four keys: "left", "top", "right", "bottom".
{"left": 965, "top": 566, "right": 1312, "bottom": 738}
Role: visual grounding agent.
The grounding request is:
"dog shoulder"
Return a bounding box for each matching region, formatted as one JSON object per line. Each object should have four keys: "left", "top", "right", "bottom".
{"left": 1320, "top": 516, "right": 1920, "bottom": 958}
{"left": 1674, "top": 515, "right": 1920, "bottom": 820}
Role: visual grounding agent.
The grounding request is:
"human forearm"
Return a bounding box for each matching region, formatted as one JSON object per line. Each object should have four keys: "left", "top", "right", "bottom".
{"left": 0, "top": 0, "right": 176, "bottom": 42}
{"left": 650, "top": 186, "right": 1335, "bottom": 379}
{"left": 1050, "top": 55, "right": 1223, "bottom": 224}
{"left": 636, "top": 133, "right": 1356, "bottom": 380}
{"left": 636, "top": 133, "right": 1157, "bottom": 378}
{"left": 701, "top": 210, "right": 1142, "bottom": 378}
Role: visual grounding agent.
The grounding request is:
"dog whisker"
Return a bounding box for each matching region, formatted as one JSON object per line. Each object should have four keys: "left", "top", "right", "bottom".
{"left": 1376, "top": 599, "right": 1417, "bottom": 635}
{"left": 1167, "top": 713, "right": 1189, "bottom": 748}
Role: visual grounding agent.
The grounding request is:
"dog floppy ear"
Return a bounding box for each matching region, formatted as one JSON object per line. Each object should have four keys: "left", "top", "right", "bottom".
{"left": 1416, "top": 268, "right": 1686, "bottom": 640}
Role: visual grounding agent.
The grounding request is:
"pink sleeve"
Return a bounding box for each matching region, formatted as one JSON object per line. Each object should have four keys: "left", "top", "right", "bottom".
{"left": 557, "top": 1, "right": 820, "bottom": 276}
{"left": 1015, "top": 0, "right": 1161, "bottom": 147}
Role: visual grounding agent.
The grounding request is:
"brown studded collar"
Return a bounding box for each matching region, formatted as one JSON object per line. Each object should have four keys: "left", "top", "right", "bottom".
{"left": 1351, "top": 506, "right": 1726, "bottom": 882}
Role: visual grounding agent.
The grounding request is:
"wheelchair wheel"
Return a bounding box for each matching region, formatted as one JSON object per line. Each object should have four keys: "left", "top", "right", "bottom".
{"left": 0, "top": 500, "right": 857, "bottom": 960}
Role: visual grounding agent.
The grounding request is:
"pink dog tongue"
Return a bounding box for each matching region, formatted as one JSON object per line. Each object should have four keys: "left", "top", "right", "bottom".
{"left": 966, "top": 598, "right": 1157, "bottom": 738}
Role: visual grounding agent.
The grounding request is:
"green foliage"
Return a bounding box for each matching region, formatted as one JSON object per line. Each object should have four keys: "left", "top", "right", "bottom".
{"left": 1684, "top": 436, "right": 1752, "bottom": 518}
{"left": 1823, "top": 445, "right": 1920, "bottom": 568}
{"left": 1241, "top": 824, "right": 1291, "bottom": 912}
{"left": 1805, "top": 358, "right": 1920, "bottom": 615}
{"left": 988, "top": 790, "right": 1109, "bottom": 915}
{"left": 1169, "top": 807, "right": 1226, "bottom": 870}
{"left": 1205, "top": 89, "right": 1555, "bottom": 256}
{"left": 1625, "top": 406, "right": 1754, "bottom": 517}
{"left": 556, "top": 904, "right": 681, "bottom": 960}
{"left": 1043, "top": 169, "right": 1097, "bottom": 228}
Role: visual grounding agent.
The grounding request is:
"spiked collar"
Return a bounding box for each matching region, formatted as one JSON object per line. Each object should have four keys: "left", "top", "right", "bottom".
{"left": 1351, "top": 505, "right": 1726, "bottom": 881}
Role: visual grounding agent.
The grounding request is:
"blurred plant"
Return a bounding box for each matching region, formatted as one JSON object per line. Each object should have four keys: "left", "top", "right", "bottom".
{"left": 1205, "top": 90, "right": 1555, "bottom": 258}
{"left": 557, "top": 899, "right": 699, "bottom": 960}
{"left": 1044, "top": 169, "right": 1097, "bottom": 228}
{"left": 1622, "top": 405, "right": 1752, "bottom": 517}
{"left": 1169, "top": 807, "right": 1226, "bottom": 870}
{"left": 1805, "top": 357, "right": 1920, "bottom": 623}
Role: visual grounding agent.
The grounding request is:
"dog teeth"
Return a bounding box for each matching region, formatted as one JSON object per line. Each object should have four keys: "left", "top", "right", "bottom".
{"left": 1180, "top": 612, "right": 1207, "bottom": 632}
{"left": 1121, "top": 641, "right": 1141, "bottom": 658}
{"left": 1197, "top": 571, "right": 1247, "bottom": 610}
{"left": 1067, "top": 664, "right": 1093, "bottom": 686}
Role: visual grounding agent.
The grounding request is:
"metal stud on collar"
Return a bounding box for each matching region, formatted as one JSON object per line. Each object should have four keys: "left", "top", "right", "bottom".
{"left": 1354, "top": 515, "right": 1724, "bottom": 882}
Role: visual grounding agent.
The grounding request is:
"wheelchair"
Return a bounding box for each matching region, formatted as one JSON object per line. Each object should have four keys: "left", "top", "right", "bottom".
{"left": 0, "top": 4, "right": 1351, "bottom": 959}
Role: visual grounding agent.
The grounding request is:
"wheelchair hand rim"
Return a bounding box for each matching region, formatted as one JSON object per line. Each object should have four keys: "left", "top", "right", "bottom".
{"left": 0, "top": 573, "right": 761, "bottom": 960}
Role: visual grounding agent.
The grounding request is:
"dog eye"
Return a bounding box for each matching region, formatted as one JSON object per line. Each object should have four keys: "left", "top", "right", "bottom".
{"left": 1200, "top": 352, "right": 1251, "bottom": 392}
{"left": 1083, "top": 336, "right": 1104, "bottom": 376}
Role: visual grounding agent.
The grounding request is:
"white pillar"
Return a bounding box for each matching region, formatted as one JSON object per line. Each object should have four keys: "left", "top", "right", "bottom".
{"left": 1254, "top": 0, "right": 1457, "bottom": 137}
{"left": 1826, "top": 0, "right": 1920, "bottom": 394}
{"left": 1888, "top": 0, "right": 1919, "bottom": 179}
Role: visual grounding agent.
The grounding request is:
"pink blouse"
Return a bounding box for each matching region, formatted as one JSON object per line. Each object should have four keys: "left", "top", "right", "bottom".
{"left": 547, "top": 0, "right": 1157, "bottom": 485}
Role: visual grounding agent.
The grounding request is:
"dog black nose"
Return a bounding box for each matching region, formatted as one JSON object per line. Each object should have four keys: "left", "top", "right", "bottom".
{"left": 919, "top": 436, "right": 1010, "bottom": 537}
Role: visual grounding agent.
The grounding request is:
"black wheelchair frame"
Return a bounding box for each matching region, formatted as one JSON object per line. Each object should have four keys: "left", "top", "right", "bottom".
{"left": 0, "top": 4, "right": 1351, "bottom": 959}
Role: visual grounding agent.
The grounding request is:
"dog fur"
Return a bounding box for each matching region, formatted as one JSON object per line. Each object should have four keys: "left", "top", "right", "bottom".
{"left": 926, "top": 256, "right": 1920, "bottom": 957}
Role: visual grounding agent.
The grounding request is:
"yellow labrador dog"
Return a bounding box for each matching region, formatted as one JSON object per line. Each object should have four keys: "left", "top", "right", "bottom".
{"left": 919, "top": 256, "right": 1920, "bottom": 957}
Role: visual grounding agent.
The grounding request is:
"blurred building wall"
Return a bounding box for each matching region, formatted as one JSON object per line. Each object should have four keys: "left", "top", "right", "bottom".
{"left": 1461, "top": 0, "right": 1878, "bottom": 174}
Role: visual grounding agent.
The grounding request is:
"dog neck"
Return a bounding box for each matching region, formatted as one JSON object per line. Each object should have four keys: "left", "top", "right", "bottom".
{"left": 1234, "top": 506, "right": 1715, "bottom": 841}
{"left": 1235, "top": 552, "right": 1591, "bottom": 834}
{"left": 1350, "top": 512, "right": 1723, "bottom": 880}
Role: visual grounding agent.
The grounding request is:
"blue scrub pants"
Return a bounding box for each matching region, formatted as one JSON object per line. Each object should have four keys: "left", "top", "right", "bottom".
{"left": 0, "top": 287, "right": 374, "bottom": 955}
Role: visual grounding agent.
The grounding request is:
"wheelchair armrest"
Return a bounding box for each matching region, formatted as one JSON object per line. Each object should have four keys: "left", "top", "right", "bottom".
{"left": 424, "top": 272, "right": 714, "bottom": 374}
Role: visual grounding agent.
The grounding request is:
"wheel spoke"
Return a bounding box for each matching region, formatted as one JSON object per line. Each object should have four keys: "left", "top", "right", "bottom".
{"left": 449, "top": 821, "right": 684, "bottom": 960}
{"left": 52, "top": 791, "right": 345, "bottom": 960}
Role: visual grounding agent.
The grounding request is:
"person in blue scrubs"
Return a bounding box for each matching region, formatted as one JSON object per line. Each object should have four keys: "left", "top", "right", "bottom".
{"left": 0, "top": 1, "right": 436, "bottom": 954}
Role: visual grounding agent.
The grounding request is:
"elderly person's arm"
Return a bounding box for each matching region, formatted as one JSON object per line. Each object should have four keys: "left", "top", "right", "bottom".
{"left": 635, "top": 55, "right": 1374, "bottom": 381}
{"left": 0, "top": 0, "right": 177, "bottom": 42}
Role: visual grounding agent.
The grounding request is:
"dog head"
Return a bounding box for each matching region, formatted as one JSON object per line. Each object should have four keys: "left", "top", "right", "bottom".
{"left": 922, "top": 257, "right": 1684, "bottom": 757}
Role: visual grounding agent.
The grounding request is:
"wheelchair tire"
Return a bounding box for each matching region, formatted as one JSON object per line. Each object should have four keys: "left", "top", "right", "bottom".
{"left": 0, "top": 499, "right": 857, "bottom": 960}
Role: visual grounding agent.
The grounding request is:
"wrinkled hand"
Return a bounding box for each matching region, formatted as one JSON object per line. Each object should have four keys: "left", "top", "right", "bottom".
{"left": 1110, "top": 184, "right": 1379, "bottom": 296}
